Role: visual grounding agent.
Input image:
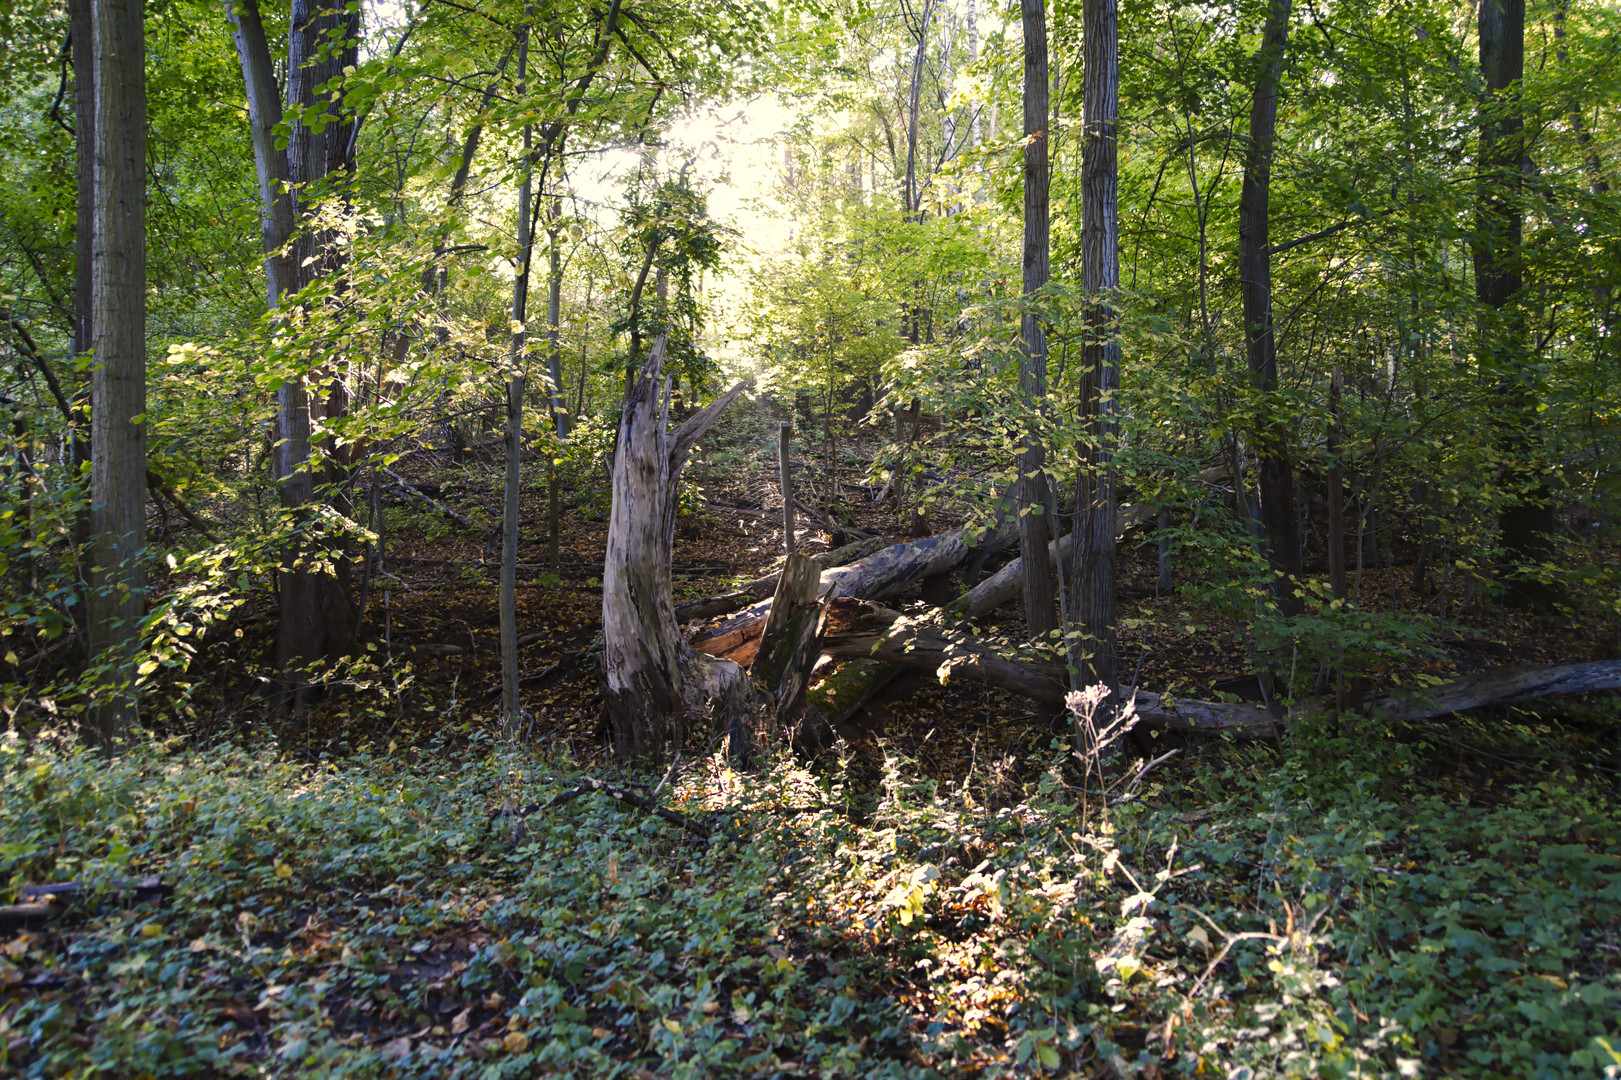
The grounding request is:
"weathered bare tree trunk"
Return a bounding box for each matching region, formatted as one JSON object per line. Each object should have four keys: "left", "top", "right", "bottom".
{"left": 86, "top": 0, "right": 148, "bottom": 744}
{"left": 603, "top": 336, "right": 751, "bottom": 764}
{"left": 1018, "top": 0, "right": 1057, "bottom": 639}
{"left": 1237, "top": 0, "right": 1303, "bottom": 616}
{"left": 501, "top": 25, "right": 534, "bottom": 733}
{"left": 1069, "top": 0, "right": 1121, "bottom": 693}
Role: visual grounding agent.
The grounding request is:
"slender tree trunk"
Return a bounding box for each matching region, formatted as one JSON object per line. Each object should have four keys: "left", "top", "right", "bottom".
{"left": 1237, "top": 0, "right": 1302, "bottom": 616}
{"left": 1477, "top": 0, "right": 1548, "bottom": 607}
{"left": 501, "top": 26, "right": 535, "bottom": 733}
{"left": 1068, "top": 0, "right": 1121, "bottom": 693}
{"left": 1018, "top": 0, "right": 1057, "bottom": 640}
{"left": 71, "top": 0, "right": 93, "bottom": 362}
{"left": 546, "top": 196, "right": 564, "bottom": 575}
{"left": 1328, "top": 366, "right": 1347, "bottom": 601}
{"left": 86, "top": 0, "right": 148, "bottom": 744}
{"left": 68, "top": 0, "right": 95, "bottom": 636}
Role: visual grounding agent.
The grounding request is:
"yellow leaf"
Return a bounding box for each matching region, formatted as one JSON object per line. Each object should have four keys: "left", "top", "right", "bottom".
{"left": 662, "top": 1019, "right": 682, "bottom": 1035}
{"left": 140, "top": 922, "right": 163, "bottom": 938}
{"left": 502, "top": 1031, "right": 529, "bottom": 1053}
{"left": 273, "top": 861, "right": 293, "bottom": 879}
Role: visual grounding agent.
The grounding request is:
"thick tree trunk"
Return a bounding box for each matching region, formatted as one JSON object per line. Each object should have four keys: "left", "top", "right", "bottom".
{"left": 86, "top": 0, "right": 148, "bottom": 744}
{"left": 602, "top": 336, "right": 751, "bottom": 764}
{"left": 1237, "top": 0, "right": 1303, "bottom": 616}
{"left": 1070, "top": 0, "right": 1121, "bottom": 692}
{"left": 1018, "top": 0, "right": 1057, "bottom": 639}
{"left": 228, "top": 0, "right": 356, "bottom": 677}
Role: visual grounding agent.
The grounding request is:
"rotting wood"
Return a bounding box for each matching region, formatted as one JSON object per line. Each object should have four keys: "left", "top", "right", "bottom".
{"left": 750, "top": 553, "right": 822, "bottom": 690}
{"left": 818, "top": 599, "right": 1620, "bottom": 738}
{"left": 1, "top": 876, "right": 171, "bottom": 930}
{"left": 774, "top": 593, "right": 830, "bottom": 730}
{"left": 382, "top": 466, "right": 481, "bottom": 531}
{"left": 690, "top": 527, "right": 994, "bottom": 665}
{"left": 602, "top": 335, "right": 753, "bottom": 764}
{"left": 951, "top": 502, "right": 1156, "bottom": 621}
{"left": 1364, "top": 659, "right": 1621, "bottom": 724}
{"left": 675, "top": 536, "right": 889, "bottom": 623}
{"left": 805, "top": 658, "right": 904, "bottom": 730}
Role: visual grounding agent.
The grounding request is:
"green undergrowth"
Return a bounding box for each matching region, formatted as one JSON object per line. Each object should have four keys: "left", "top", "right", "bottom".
{"left": 1, "top": 716, "right": 1618, "bottom": 1078}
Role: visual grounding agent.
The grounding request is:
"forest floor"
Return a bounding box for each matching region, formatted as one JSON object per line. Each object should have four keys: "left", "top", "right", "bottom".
{"left": 3, "top": 402, "right": 1619, "bottom": 1077}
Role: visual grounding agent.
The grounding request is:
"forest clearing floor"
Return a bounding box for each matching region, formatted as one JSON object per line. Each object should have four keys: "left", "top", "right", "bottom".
{"left": 4, "top": 411, "right": 1620, "bottom": 1077}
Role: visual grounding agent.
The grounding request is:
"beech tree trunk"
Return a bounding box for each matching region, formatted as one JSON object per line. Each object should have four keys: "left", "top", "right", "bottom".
{"left": 1069, "top": 0, "right": 1121, "bottom": 691}
{"left": 1018, "top": 0, "right": 1057, "bottom": 639}
{"left": 227, "top": 0, "right": 357, "bottom": 679}
{"left": 603, "top": 336, "right": 751, "bottom": 764}
{"left": 1237, "top": 0, "right": 1303, "bottom": 616}
{"left": 86, "top": 0, "right": 148, "bottom": 743}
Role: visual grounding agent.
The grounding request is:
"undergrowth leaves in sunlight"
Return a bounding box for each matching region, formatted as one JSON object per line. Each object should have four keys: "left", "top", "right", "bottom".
{"left": 1, "top": 715, "right": 1618, "bottom": 1078}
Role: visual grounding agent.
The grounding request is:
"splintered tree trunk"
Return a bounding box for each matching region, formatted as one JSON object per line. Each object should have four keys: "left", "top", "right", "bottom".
{"left": 1237, "top": 0, "right": 1303, "bottom": 616}
{"left": 1070, "top": 0, "right": 1121, "bottom": 692}
{"left": 689, "top": 527, "right": 988, "bottom": 664}
{"left": 86, "top": 0, "right": 147, "bottom": 743}
{"left": 603, "top": 336, "right": 751, "bottom": 764}
{"left": 1018, "top": 0, "right": 1057, "bottom": 640}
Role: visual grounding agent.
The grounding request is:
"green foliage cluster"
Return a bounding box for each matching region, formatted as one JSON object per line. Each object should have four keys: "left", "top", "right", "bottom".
{"left": 3, "top": 709, "right": 1617, "bottom": 1077}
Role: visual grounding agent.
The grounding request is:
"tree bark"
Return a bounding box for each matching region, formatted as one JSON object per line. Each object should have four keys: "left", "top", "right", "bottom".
{"left": 778, "top": 422, "right": 796, "bottom": 554}
{"left": 1237, "top": 0, "right": 1303, "bottom": 616}
{"left": 227, "top": 0, "right": 358, "bottom": 677}
{"left": 501, "top": 24, "right": 535, "bottom": 734}
{"left": 1070, "top": 0, "right": 1121, "bottom": 692}
{"left": 86, "top": 0, "right": 148, "bottom": 744}
{"left": 689, "top": 528, "right": 989, "bottom": 664}
{"left": 602, "top": 336, "right": 751, "bottom": 764}
{"left": 1018, "top": 0, "right": 1057, "bottom": 639}
{"left": 674, "top": 536, "right": 890, "bottom": 623}
{"left": 1328, "top": 366, "right": 1347, "bottom": 600}
{"left": 750, "top": 553, "right": 822, "bottom": 689}
{"left": 1476, "top": 0, "right": 1551, "bottom": 609}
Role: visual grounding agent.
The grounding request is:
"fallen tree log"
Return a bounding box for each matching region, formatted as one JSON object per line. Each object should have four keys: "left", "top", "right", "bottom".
{"left": 691, "top": 528, "right": 993, "bottom": 665}
{"left": 1, "top": 876, "right": 172, "bottom": 931}
{"left": 950, "top": 504, "right": 1158, "bottom": 621}
{"left": 814, "top": 603, "right": 1621, "bottom": 738}
{"left": 1365, "top": 659, "right": 1621, "bottom": 723}
{"left": 383, "top": 467, "right": 482, "bottom": 531}
{"left": 675, "top": 536, "right": 889, "bottom": 623}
